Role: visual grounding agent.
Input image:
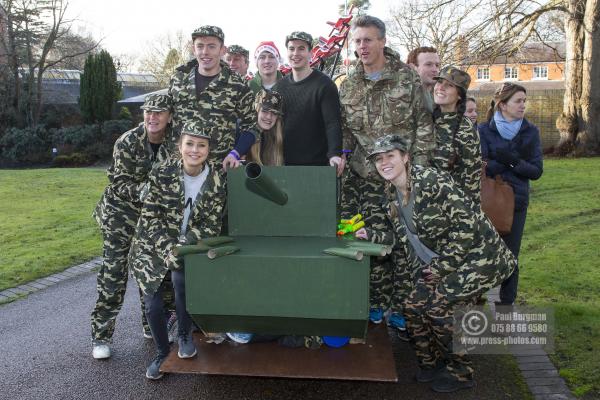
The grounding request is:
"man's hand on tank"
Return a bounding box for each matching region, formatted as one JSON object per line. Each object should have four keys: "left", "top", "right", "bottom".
{"left": 329, "top": 156, "right": 345, "bottom": 177}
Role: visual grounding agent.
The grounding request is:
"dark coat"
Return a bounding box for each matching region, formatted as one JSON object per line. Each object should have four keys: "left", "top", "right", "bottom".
{"left": 478, "top": 118, "right": 543, "bottom": 211}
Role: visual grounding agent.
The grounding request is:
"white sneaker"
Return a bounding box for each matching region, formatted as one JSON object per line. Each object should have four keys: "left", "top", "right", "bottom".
{"left": 92, "top": 344, "right": 111, "bottom": 359}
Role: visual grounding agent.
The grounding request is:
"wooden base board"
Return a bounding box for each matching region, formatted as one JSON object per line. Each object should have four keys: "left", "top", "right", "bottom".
{"left": 161, "top": 324, "right": 397, "bottom": 382}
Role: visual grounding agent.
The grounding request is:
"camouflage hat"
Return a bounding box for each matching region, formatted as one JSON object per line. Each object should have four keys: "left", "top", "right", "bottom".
{"left": 259, "top": 90, "right": 284, "bottom": 116}
{"left": 180, "top": 121, "right": 212, "bottom": 140}
{"left": 434, "top": 66, "right": 471, "bottom": 91}
{"left": 367, "top": 135, "right": 409, "bottom": 160}
{"left": 227, "top": 44, "right": 249, "bottom": 59}
{"left": 140, "top": 94, "right": 172, "bottom": 112}
{"left": 285, "top": 31, "right": 313, "bottom": 48}
{"left": 191, "top": 25, "right": 224, "bottom": 42}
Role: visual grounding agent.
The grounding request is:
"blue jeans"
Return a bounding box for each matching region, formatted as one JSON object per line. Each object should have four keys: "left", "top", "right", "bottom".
{"left": 144, "top": 269, "right": 192, "bottom": 356}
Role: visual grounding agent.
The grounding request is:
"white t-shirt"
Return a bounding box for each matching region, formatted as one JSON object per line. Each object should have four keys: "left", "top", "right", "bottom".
{"left": 180, "top": 166, "right": 210, "bottom": 237}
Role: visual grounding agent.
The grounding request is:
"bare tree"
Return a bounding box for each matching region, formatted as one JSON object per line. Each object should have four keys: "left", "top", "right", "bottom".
{"left": 112, "top": 52, "right": 137, "bottom": 72}
{"left": 0, "top": 0, "right": 99, "bottom": 127}
{"left": 386, "top": 0, "right": 482, "bottom": 64}
{"left": 48, "top": 29, "right": 97, "bottom": 70}
{"left": 138, "top": 30, "right": 191, "bottom": 86}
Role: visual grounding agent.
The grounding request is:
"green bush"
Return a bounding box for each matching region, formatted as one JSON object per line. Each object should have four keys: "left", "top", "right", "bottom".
{"left": 40, "top": 104, "right": 82, "bottom": 129}
{"left": 118, "top": 106, "right": 132, "bottom": 121}
{"left": 102, "top": 119, "right": 132, "bottom": 140}
{"left": 0, "top": 126, "right": 51, "bottom": 164}
{"left": 52, "top": 124, "right": 100, "bottom": 153}
{"left": 52, "top": 152, "right": 91, "bottom": 167}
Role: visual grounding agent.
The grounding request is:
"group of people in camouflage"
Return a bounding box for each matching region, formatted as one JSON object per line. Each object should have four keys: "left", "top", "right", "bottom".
{"left": 90, "top": 13, "right": 543, "bottom": 392}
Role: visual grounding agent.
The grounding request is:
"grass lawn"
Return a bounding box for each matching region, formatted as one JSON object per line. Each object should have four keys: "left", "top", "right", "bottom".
{"left": 519, "top": 157, "right": 600, "bottom": 398}
{"left": 0, "top": 168, "right": 106, "bottom": 291}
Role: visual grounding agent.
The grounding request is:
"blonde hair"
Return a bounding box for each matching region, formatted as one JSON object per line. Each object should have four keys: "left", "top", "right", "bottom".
{"left": 247, "top": 91, "right": 284, "bottom": 166}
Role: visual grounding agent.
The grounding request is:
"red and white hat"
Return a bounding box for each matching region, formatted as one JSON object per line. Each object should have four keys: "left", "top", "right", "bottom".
{"left": 254, "top": 41, "right": 282, "bottom": 63}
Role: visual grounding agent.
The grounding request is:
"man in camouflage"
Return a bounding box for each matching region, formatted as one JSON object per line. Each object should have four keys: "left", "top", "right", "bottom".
{"left": 168, "top": 25, "right": 257, "bottom": 171}
{"left": 339, "top": 15, "right": 434, "bottom": 333}
{"left": 406, "top": 47, "right": 441, "bottom": 114}
{"left": 224, "top": 44, "right": 250, "bottom": 79}
{"left": 368, "top": 135, "right": 516, "bottom": 392}
{"left": 431, "top": 66, "right": 481, "bottom": 206}
{"left": 90, "top": 94, "right": 177, "bottom": 359}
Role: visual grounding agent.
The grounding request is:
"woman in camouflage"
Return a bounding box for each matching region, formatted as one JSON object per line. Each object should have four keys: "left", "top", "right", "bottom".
{"left": 246, "top": 90, "right": 285, "bottom": 166}
{"left": 368, "top": 135, "right": 516, "bottom": 393}
{"left": 90, "top": 94, "right": 177, "bottom": 360}
{"left": 431, "top": 66, "right": 482, "bottom": 206}
{"left": 128, "top": 122, "right": 226, "bottom": 380}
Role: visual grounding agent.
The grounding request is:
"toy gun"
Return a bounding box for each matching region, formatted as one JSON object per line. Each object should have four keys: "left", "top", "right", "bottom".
{"left": 336, "top": 213, "right": 364, "bottom": 236}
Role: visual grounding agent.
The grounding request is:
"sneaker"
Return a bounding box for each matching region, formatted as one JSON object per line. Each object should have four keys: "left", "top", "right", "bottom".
{"left": 143, "top": 327, "right": 152, "bottom": 340}
{"left": 145, "top": 354, "right": 167, "bottom": 380}
{"left": 166, "top": 313, "right": 178, "bottom": 344}
{"left": 430, "top": 370, "right": 475, "bottom": 393}
{"left": 415, "top": 362, "right": 446, "bottom": 383}
{"left": 388, "top": 313, "right": 410, "bottom": 341}
{"left": 92, "top": 344, "right": 111, "bottom": 359}
{"left": 177, "top": 333, "right": 197, "bottom": 358}
{"left": 369, "top": 308, "right": 384, "bottom": 324}
{"left": 226, "top": 332, "right": 253, "bottom": 344}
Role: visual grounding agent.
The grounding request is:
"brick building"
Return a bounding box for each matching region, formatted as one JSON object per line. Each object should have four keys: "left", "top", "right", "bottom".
{"left": 462, "top": 42, "right": 565, "bottom": 89}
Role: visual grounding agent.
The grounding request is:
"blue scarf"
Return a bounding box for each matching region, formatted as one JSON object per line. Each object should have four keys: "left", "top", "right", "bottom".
{"left": 494, "top": 111, "right": 523, "bottom": 140}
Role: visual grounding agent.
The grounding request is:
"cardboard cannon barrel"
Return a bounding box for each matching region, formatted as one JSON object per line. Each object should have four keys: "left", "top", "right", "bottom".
{"left": 183, "top": 166, "right": 370, "bottom": 338}
{"left": 244, "top": 162, "right": 288, "bottom": 205}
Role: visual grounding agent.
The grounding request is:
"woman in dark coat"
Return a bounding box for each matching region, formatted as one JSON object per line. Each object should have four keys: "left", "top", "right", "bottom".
{"left": 478, "top": 82, "right": 544, "bottom": 305}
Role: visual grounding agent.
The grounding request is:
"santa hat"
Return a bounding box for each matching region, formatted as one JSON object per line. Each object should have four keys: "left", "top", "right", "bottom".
{"left": 254, "top": 41, "right": 282, "bottom": 63}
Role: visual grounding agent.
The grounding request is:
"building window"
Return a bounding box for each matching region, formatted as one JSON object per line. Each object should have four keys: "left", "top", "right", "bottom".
{"left": 533, "top": 65, "right": 548, "bottom": 80}
{"left": 504, "top": 66, "right": 518, "bottom": 80}
{"left": 477, "top": 67, "right": 490, "bottom": 81}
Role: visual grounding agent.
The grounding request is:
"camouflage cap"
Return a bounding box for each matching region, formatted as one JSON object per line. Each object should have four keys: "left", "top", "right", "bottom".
{"left": 367, "top": 135, "right": 409, "bottom": 160}
{"left": 227, "top": 44, "right": 249, "bottom": 59}
{"left": 180, "top": 121, "right": 212, "bottom": 141}
{"left": 140, "top": 94, "right": 172, "bottom": 112}
{"left": 259, "top": 90, "right": 284, "bottom": 116}
{"left": 434, "top": 66, "right": 471, "bottom": 91}
{"left": 285, "top": 31, "right": 313, "bottom": 48}
{"left": 191, "top": 25, "right": 224, "bottom": 42}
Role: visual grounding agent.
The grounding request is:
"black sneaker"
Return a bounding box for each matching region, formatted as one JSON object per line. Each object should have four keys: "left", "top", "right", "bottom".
{"left": 430, "top": 370, "right": 474, "bottom": 393}
{"left": 145, "top": 354, "right": 167, "bottom": 380}
{"left": 415, "top": 362, "right": 446, "bottom": 383}
{"left": 177, "top": 333, "right": 197, "bottom": 358}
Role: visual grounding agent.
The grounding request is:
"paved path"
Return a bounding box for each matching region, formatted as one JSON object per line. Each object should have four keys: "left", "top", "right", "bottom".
{"left": 1, "top": 267, "right": 543, "bottom": 400}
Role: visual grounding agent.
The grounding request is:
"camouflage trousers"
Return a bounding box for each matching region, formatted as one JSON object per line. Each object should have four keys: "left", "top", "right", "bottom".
{"left": 340, "top": 170, "right": 411, "bottom": 311}
{"left": 404, "top": 277, "right": 476, "bottom": 381}
{"left": 389, "top": 245, "right": 418, "bottom": 315}
{"left": 91, "top": 222, "right": 175, "bottom": 344}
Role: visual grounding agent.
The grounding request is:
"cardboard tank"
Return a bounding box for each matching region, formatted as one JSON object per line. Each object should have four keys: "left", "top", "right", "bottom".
{"left": 183, "top": 164, "right": 371, "bottom": 339}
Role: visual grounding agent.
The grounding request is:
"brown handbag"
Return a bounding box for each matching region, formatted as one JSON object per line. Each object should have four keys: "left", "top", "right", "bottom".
{"left": 480, "top": 163, "right": 514, "bottom": 235}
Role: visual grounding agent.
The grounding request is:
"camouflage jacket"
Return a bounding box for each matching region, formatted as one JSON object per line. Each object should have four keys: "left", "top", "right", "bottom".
{"left": 371, "top": 165, "right": 515, "bottom": 302}
{"left": 129, "top": 158, "right": 226, "bottom": 296}
{"left": 168, "top": 59, "right": 257, "bottom": 163}
{"left": 92, "top": 123, "right": 177, "bottom": 232}
{"left": 339, "top": 47, "right": 434, "bottom": 178}
{"left": 432, "top": 112, "right": 482, "bottom": 206}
